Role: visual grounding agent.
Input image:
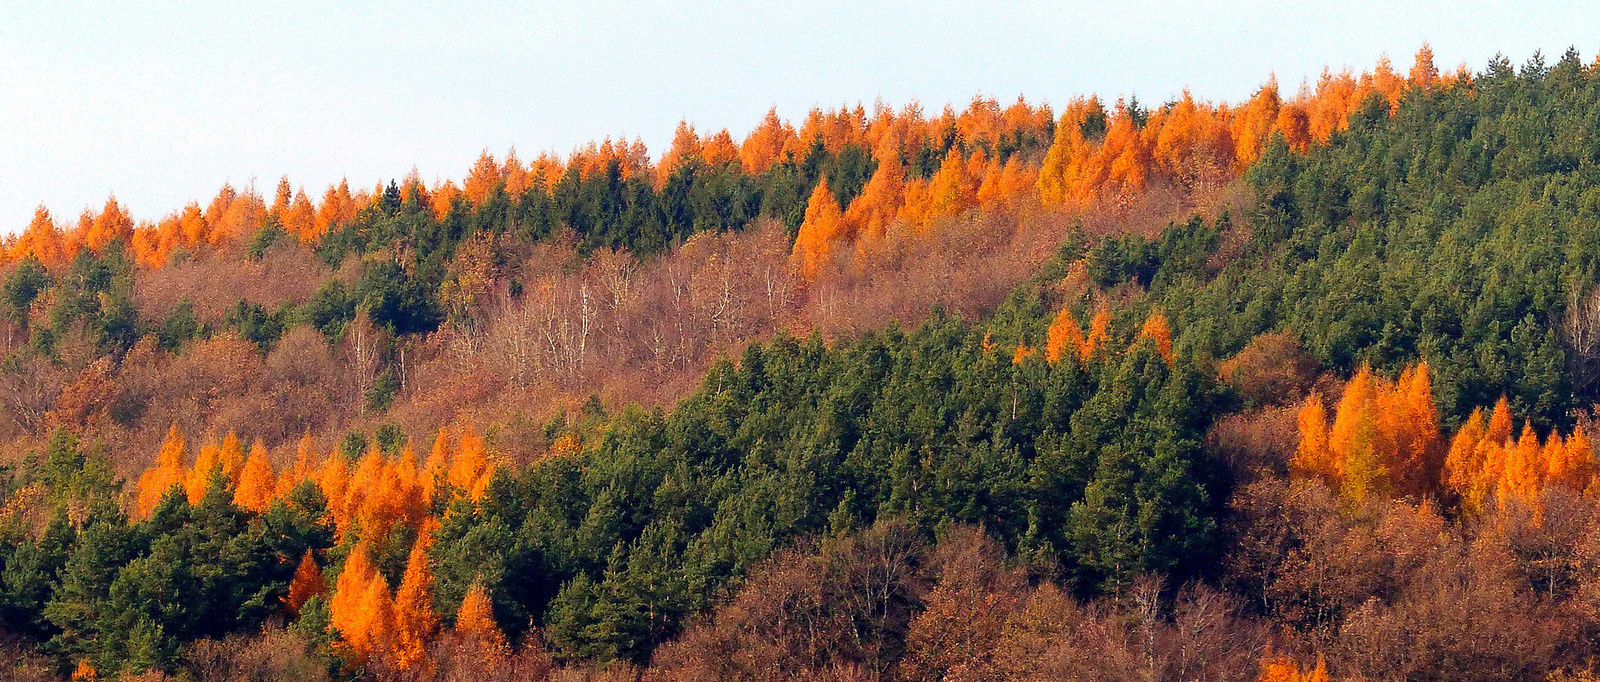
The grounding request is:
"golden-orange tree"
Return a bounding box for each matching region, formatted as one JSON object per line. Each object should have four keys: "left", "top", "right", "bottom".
{"left": 1293, "top": 362, "right": 1598, "bottom": 513}
{"left": 1292, "top": 363, "right": 1444, "bottom": 502}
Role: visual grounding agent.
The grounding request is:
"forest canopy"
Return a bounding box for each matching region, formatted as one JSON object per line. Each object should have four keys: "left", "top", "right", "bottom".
{"left": 7, "top": 46, "right": 1600, "bottom": 681}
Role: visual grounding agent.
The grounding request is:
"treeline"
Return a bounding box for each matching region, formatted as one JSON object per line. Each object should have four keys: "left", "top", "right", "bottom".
{"left": 5, "top": 47, "right": 1446, "bottom": 287}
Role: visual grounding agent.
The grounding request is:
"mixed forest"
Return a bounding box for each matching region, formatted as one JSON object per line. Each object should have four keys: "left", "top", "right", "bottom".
{"left": 6, "top": 45, "right": 1600, "bottom": 680}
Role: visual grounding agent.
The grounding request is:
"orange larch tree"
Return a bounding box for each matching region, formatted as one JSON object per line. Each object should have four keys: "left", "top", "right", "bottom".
{"left": 463, "top": 151, "right": 503, "bottom": 206}
{"left": 1276, "top": 104, "right": 1313, "bottom": 154}
{"left": 351, "top": 572, "right": 395, "bottom": 661}
{"left": 389, "top": 537, "right": 440, "bottom": 672}
{"left": 447, "top": 428, "right": 492, "bottom": 501}
{"left": 1444, "top": 406, "right": 1491, "bottom": 509}
{"left": 1385, "top": 363, "right": 1443, "bottom": 498}
{"left": 1043, "top": 310, "right": 1086, "bottom": 365}
{"left": 845, "top": 150, "right": 906, "bottom": 247}
{"left": 740, "top": 108, "right": 798, "bottom": 174}
{"left": 136, "top": 425, "right": 187, "bottom": 518}
{"left": 232, "top": 439, "right": 276, "bottom": 513}
{"left": 657, "top": 121, "right": 705, "bottom": 185}
{"left": 1079, "top": 308, "right": 1112, "bottom": 363}
{"left": 1292, "top": 393, "right": 1336, "bottom": 483}
{"left": 1549, "top": 425, "right": 1596, "bottom": 491}
{"left": 792, "top": 180, "right": 848, "bottom": 280}
{"left": 185, "top": 440, "right": 222, "bottom": 505}
{"left": 286, "top": 550, "right": 326, "bottom": 616}
{"left": 1325, "top": 365, "right": 1382, "bottom": 501}
{"left": 82, "top": 197, "right": 134, "bottom": 253}
{"left": 1230, "top": 82, "right": 1281, "bottom": 171}
{"left": 277, "top": 432, "right": 319, "bottom": 498}
{"left": 422, "top": 427, "right": 453, "bottom": 504}
{"left": 454, "top": 581, "right": 508, "bottom": 654}
{"left": 1298, "top": 363, "right": 1445, "bottom": 503}
{"left": 12, "top": 207, "right": 69, "bottom": 268}
{"left": 329, "top": 543, "right": 377, "bottom": 648}
{"left": 916, "top": 148, "right": 980, "bottom": 230}
{"left": 1137, "top": 311, "right": 1174, "bottom": 364}
{"left": 318, "top": 454, "right": 352, "bottom": 530}
{"left": 1258, "top": 653, "right": 1331, "bottom": 682}
{"left": 1409, "top": 43, "right": 1439, "bottom": 90}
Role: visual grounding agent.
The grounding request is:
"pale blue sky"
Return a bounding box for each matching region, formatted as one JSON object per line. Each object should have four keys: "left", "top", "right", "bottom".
{"left": 1, "top": 1, "right": 1595, "bottom": 232}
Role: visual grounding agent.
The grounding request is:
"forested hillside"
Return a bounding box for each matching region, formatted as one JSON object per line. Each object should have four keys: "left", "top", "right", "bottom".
{"left": 7, "top": 47, "right": 1600, "bottom": 680}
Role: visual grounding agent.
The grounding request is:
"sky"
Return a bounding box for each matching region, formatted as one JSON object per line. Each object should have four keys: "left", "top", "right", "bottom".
{"left": 1, "top": 0, "right": 1596, "bottom": 233}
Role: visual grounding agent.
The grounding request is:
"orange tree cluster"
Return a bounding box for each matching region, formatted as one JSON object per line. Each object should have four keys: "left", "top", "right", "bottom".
{"left": 1443, "top": 397, "right": 1596, "bottom": 514}
{"left": 3, "top": 49, "right": 1454, "bottom": 273}
{"left": 127, "top": 425, "right": 502, "bottom": 672}
{"left": 792, "top": 49, "right": 1459, "bottom": 279}
{"left": 135, "top": 426, "right": 495, "bottom": 538}
{"left": 1293, "top": 362, "right": 1597, "bottom": 512}
{"left": 1003, "top": 307, "right": 1173, "bottom": 367}
{"left": 316, "top": 537, "right": 507, "bottom": 673}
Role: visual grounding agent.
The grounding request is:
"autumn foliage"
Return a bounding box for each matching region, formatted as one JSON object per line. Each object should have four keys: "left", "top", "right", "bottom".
{"left": 128, "top": 424, "right": 502, "bottom": 672}
{"left": 134, "top": 425, "right": 496, "bottom": 537}
{"left": 1292, "top": 363, "right": 1444, "bottom": 502}
{"left": 286, "top": 550, "right": 326, "bottom": 616}
{"left": 1, "top": 49, "right": 1450, "bottom": 281}
{"left": 1293, "top": 362, "right": 1598, "bottom": 514}
{"left": 1258, "top": 653, "right": 1331, "bottom": 682}
{"left": 1442, "top": 396, "right": 1597, "bottom": 515}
